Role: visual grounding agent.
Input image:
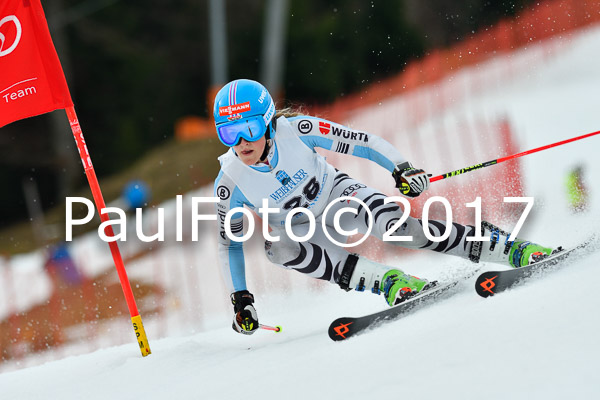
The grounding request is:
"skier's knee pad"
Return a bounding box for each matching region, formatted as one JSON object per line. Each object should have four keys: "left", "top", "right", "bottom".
{"left": 264, "top": 236, "right": 302, "bottom": 265}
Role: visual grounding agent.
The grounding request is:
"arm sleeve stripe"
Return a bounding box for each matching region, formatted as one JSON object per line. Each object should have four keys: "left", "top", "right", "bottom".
{"left": 228, "top": 241, "right": 247, "bottom": 292}
{"left": 299, "top": 135, "right": 333, "bottom": 151}
{"left": 352, "top": 145, "right": 395, "bottom": 172}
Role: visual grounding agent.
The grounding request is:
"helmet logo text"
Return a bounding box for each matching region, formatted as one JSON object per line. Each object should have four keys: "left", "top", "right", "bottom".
{"left": 258, "top": 89, "right": 267, "bottom": 104}
{"left": 219, "top": 102, "right": 251, "bottom": 116}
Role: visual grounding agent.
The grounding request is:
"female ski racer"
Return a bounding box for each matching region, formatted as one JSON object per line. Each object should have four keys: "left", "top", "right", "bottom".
{"left": 213, "top": 79, "right": 553, "bottom": 335}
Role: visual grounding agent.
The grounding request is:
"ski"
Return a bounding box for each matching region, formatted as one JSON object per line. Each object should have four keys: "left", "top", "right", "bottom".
{"left": 328, "top": 273, "right": 472, "bottom": 341}
{"left": 475, "top": 236, "right": 597, "bottom": 298}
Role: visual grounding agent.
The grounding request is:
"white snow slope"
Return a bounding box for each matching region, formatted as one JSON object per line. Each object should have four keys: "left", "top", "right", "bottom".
{"left": 2, "top": 26, "right": 600, "bottom": 400}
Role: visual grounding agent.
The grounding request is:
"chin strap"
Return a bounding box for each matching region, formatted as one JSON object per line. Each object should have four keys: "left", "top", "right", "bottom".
{"left": 259, "top": 121, "right": 276, "bottom": 161}
{"left": 260, "top": 139, "right": 271, "bottom": 162}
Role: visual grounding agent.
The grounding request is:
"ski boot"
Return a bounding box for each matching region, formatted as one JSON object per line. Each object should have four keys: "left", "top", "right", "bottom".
{"left": 470, "top": 221, "right": 554, "bottom": 268}
{"left": 381, "top": 269, "right": 436, "bottom": 306}
{"left": 338, "top": 254, "right": 435, "bottom": 306}
{"left": 508, "top": 240, "right": 554, "bottom": 268}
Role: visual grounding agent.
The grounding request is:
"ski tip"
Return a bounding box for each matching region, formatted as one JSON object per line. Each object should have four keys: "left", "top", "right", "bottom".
{"left": 475, "top": 273, "right": 498, "bottom": 298}
{"left": 328, "top": 317, "right": 355, "bottom": 341}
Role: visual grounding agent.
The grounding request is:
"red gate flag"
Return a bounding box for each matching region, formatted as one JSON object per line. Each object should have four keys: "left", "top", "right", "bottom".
{"left": 0, "top": 0, "right": 151, "bottom": 356}
{"left": 0, "top": 0, "right": 73, "bottom": 128}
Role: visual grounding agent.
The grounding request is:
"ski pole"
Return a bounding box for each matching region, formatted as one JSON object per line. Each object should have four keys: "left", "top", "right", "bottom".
{"left": 430, "top": 129, "right": 600, "bottom": 183}
{"left": 259, "top": 324, "right": 282, "bottom": 333}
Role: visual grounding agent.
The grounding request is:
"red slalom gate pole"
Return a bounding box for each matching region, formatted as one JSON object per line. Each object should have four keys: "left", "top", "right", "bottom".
{"left": 66, "top": 106, "right": 151, "bottom": 357}
{"left": 430, "top": 130, "right": 600, "bottom": 183}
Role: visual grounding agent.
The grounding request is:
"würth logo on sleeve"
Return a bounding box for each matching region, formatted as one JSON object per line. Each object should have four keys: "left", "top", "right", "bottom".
{"left": 219, "top": 102, "right": 251, "bottom": 116}
{"left": 319, "top": 121, "right": 330, "bottom": 135}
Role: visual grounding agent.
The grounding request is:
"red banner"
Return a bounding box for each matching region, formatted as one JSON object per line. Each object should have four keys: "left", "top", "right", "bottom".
{"left": 0, "top": 0, "right": 72, "bottom": 128}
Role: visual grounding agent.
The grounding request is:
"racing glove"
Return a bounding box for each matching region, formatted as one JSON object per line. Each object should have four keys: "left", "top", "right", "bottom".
{"left": 231, "top": 290, "right": 259, "bottom": 335}
{"left": 392, "top": 161, "right": 430, "bottom": 198}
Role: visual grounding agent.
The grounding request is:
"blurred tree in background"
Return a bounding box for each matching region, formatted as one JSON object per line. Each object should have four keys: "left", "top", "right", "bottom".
{"left": 0, "top": 0, "right": 534, "bottom": 227}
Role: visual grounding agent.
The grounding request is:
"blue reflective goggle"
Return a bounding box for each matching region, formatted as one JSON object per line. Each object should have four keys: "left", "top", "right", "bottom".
{"left": 216, "top": 116, "right": 267, "bottom": 147}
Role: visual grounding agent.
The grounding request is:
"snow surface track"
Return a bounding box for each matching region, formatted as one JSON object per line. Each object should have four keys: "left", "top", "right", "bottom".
{"left": 1, "top": 250, "right": 599, "bottom": 400}
{"left": 2, "top": 25, "right": 600, "bottom": 400}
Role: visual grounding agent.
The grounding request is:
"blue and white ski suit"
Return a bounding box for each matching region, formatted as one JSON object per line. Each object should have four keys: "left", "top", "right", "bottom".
{"left": 214, "top": 116, "right": 474, "bottom": 294}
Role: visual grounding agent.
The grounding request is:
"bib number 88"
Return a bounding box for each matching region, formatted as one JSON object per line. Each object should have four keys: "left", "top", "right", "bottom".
{"left": 283, "top": 177, "right": 320, "bottom": 210}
